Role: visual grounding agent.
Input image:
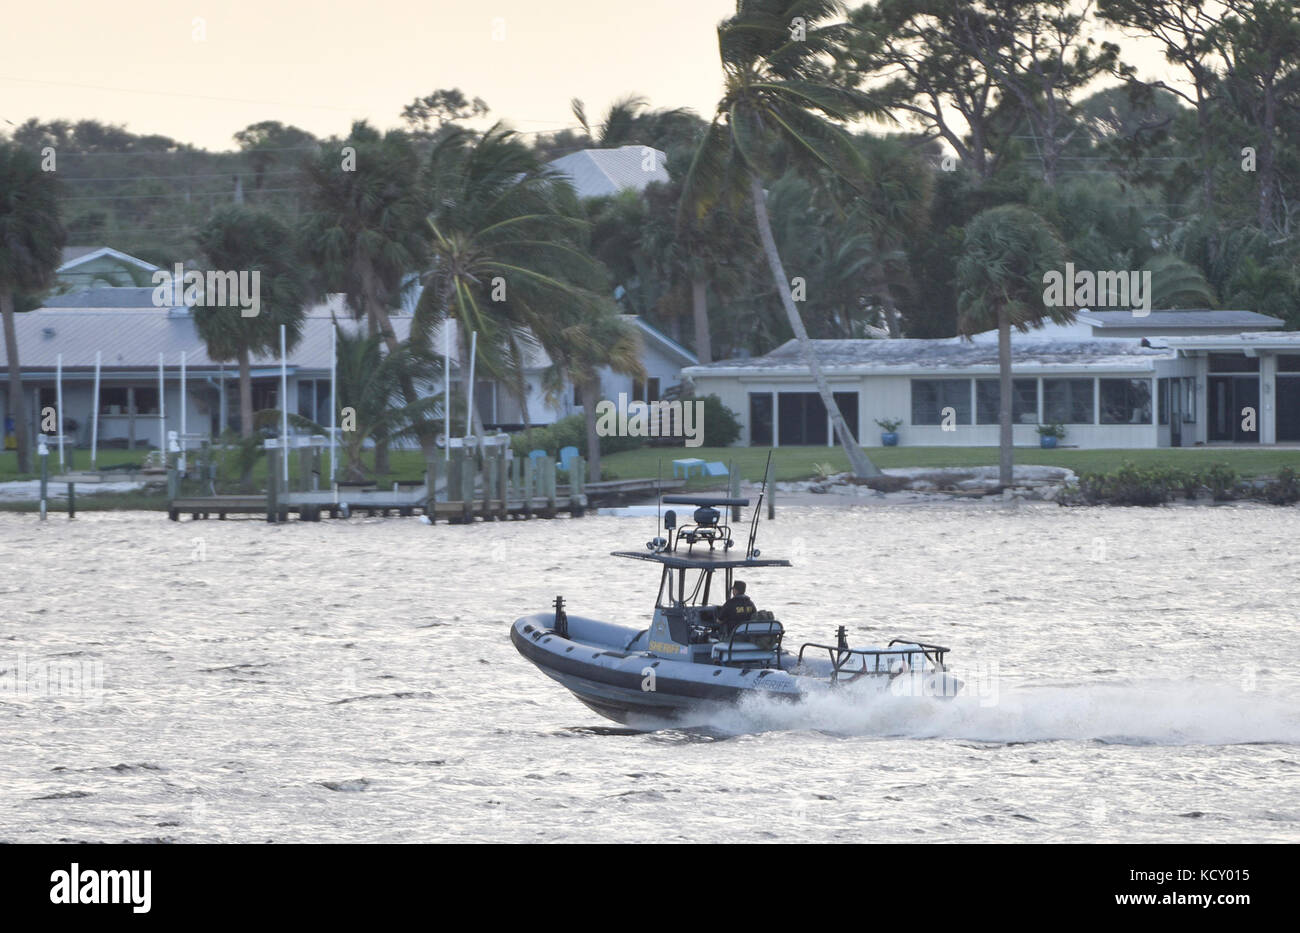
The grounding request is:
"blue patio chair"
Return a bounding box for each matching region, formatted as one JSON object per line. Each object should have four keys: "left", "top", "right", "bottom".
{"left": 558, "top": 445, "right": 579, "bottom": 473}
{"left": 528, "top": 449, "right": 547, "bottom": 461}
{"left": 703, "top": 461, "right": 729, "bottom": 478}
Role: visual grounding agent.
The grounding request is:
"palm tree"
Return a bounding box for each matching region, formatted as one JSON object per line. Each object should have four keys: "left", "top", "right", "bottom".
{"left": 570, "top": 95, "right": 700, "bottom": 154}
{"left": 194, "top": 207, "right": 311, "bottom": 440}
{"left": 301, "top": 121, "right": 429, "bottom": 469}
{"left": 317, "top": 327, "right": 443, "bottom": 481}
{"left": 681, "top": 0, "right": 884, "bottom": 477}
{"left": 415, "top": 124, "right": 613, "bottom": 443}
{"left": 0, "top": 141, "right": 66, "bottom": 473}
{"left": 956, "top": 205, "right": 1068, "bottom": 487}
{"left": 542, "top": 309, "right": 646, "bottom": 481}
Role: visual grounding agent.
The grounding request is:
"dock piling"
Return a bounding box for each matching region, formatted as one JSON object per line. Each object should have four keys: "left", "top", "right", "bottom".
{"left": 729, "top": 461, "right": 741, "bottom": 521}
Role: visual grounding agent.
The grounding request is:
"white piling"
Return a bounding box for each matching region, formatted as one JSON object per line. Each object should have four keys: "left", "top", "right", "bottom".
{"left": 330, "top": 323, "right": 338, "bottom": 490}
{"left": 443, "top": 325, "right": 451, "bottom": 461}
{"left": 179, "top": 350, "right": 187, "bottom": 472}
{"left": 280, "top": 324, "right": 288, "bottom": 483}
{"left": 466, "top": 330, "right": 477, "bottom": 439}
{"left": 55, "top": 353, "right": 64, "bottom": 468}
{"left": 90, "top": 350, "right": 101, "bottom": 469}
{"left": 157, "top": 353, "right": 165, "bottom": 455}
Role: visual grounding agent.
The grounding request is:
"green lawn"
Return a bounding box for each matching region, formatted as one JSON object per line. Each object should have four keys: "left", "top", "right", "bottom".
{"left": 5, "top": 444, "right": 1298, "bottom": 498}
{"left": 599, "top": 445, "right": 1300, "bottom": 486}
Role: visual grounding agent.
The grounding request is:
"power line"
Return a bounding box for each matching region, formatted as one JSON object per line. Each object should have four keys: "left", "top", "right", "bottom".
{"left": 59, "top": 186, "right": 306, "bottom": 202}
{"left": 57, "top": 168, "right": 307, "bottom": 183}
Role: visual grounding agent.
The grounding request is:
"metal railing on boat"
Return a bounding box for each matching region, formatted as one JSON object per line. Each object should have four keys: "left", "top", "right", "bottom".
{"left": 796, "top": 636, "right": 950, "bottom": 684}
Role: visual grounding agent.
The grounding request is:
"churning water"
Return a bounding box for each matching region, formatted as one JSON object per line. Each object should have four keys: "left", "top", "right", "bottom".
{"left": 1, "top": 502, "right": 1297, "bottom": 842}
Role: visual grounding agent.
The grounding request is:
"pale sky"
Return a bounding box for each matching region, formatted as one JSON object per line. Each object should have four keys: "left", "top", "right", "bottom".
{"left": 2, "top": 0, "right": 1177, "bottom": 152}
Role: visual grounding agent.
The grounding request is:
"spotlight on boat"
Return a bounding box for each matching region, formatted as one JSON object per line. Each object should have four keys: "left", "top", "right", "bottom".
{"left": 647, "top": 537, "right": 668, "bottom": 552}
{"left": 693, "top": 506, "right": 720, "bottom": 528}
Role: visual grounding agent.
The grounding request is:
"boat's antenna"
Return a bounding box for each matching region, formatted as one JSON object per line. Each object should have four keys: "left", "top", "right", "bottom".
{"left": 746, "top": 450, "right": 773, "bottom": 558}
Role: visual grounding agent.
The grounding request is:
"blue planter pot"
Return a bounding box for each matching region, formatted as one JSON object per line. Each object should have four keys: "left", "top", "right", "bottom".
{"left": 881, "top": 432, "right": 899, "bottom": 447}
{"left": 1040, "top": 435, "right": 1058, "bottom": 449}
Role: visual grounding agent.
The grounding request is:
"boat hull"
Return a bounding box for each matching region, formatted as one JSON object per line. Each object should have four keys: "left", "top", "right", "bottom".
{"left": 510, "top": 613, "right": 802, "bottom": 725}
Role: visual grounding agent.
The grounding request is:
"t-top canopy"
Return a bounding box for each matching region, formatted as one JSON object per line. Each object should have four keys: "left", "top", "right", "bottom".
{"left": 662, "top": 495, "right": 750, "bottom": 507}
{"left": 611, "top": 550, "right": 791, "bottom": 570}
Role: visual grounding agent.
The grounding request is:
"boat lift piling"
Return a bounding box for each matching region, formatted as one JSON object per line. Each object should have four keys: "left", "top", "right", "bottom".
{"left": 168, "top": 432, "right": 594, "bottom": 522}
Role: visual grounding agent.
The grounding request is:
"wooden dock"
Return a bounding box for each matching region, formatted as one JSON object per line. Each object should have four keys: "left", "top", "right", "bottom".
{"left": 168, "top": 446, "right": 592, "bottom": 523}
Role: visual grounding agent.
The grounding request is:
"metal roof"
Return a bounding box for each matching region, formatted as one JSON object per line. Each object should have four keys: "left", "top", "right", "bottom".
{"left": 44, "top": 287, "right": 177, "bottom": 309}
{"left": 1078, "top": 310, "right": 1283, "bottom": 329}
{"left": 548, "top": 146, "right": 669, "bottom": 199}
{"left": 685, "top": 337, "right": 1170, "bottom": 376}
{"left": 4, "top": 297, "right": 680, "bottom": 376}
{"left": 1, "top": 308, "right": 409, "bottom": 371}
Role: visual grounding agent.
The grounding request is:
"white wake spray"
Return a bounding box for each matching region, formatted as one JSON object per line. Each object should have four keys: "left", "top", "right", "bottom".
{"left": 695, "top": 678, "right": 1300, "bottom": 746}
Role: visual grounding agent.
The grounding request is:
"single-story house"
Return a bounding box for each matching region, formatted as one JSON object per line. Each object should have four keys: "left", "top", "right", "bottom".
{"left": 683, "top": 310, "right": 1300, "bottom": 448}
{"left": 1, "top": 288, "right": 694, "bottom": 451}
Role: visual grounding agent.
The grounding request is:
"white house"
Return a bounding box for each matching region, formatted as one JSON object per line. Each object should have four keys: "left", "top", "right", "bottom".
{"left": 683, "top": 310, "right": 1300, "bottom": 448}
{"left": 1, "top": 288, "right": 695, "bottom": 452}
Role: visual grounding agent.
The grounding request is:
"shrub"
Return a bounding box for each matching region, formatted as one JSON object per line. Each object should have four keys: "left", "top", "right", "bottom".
{"left": 1077, "top": 462, "right": 1174, "bottom": 506}
{"left": 1202, "top": 462, "right": 1239, "bottom": 501}
{"left": 510, "top": 415, "right": 589, "bottom": 459}
{"left": 1264, "top": 466, "right": 1300, "bottom": 505}
{"left": 1171, "top": 468, "right": 1201, "bottom": 501}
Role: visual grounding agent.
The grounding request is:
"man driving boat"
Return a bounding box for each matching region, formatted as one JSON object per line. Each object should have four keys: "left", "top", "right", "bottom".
{"left": 716, "top": 580, "right": 756, "bottom": 634}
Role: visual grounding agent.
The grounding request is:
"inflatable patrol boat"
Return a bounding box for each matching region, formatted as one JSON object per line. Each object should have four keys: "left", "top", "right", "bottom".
{"left": 510, "top": 483, "right": 961, "bottom": 725}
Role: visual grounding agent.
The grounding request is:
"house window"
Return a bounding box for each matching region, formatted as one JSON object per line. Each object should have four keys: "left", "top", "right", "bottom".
{"left": 98, "top": 387, "right": 131, "bottom": 415}
{"left": 298, "top": 379, "right": 317, "bottom": 422}
{"left": 976, "top": 379, "right": 1038, "bottom": 424}
{"left": 778, "top": 392, "right": 828, "bottom": 445}
{"left": 251, "top": 381, "right": 278, "bottom": 414}
{"left": 832, "top": 391, "right": 859, "bottom": 442}
{"left": 316, "top": 380, "right": 331, "bottom": 424}
{"left": 134, "top": 387, "right": 160, "bottom": 416}
{"left": 633, "top": 378, "right": 660, "bottom": 402}
{"left": 1043, "top": 378, "right": 1094, "bottom": 424}
{"left": 1100, "top": 378, "right": 1152, "bottom": 424}
{"left": 911, "top": 379, "right": 971, "bottom": 426}
{"left": 1278, "top": 355, "right": 1300, "bottom": 373}
{"left": 749, "top": 393, "right": 773, "bottom": 446}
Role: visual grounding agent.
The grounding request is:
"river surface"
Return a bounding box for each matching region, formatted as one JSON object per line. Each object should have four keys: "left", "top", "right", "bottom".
{"left": 2, "top": 502, "right": 1298, "bottom": 843}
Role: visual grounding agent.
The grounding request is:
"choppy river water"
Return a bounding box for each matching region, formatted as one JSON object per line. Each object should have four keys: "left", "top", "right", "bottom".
{"left": 2, "top": 502, "right": 1297, "bottom": 843}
